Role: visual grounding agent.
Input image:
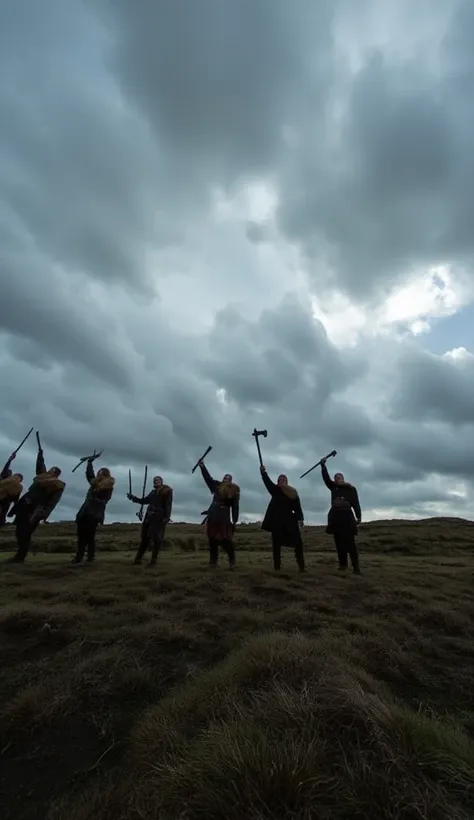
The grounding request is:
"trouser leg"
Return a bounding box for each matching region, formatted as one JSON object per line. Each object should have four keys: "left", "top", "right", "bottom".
{"left": 87, "top": 521, "right": 98, "bottom": 562}
{"left": 294, "top": 538, "right": 305, "bottom": 572}
{"left": 149, "top": 525, "right": 164, "bottom": 565}
{"left": 221, "top": 539, "right": 235, "bottom": 568}
{"left": 271, "top": 534, "right": 282, "bottom": 570}
{"left": 74, "top": 518, "right": 88, "bottom": 562}
{"left": 134, "top": 522, "right": 149, "bottom": 564}
{"left": 12, "top": 515, "right": 37, "bottom": 562}
{"left": 208, "top": 537, "right": 219, "bottom": 566}
{"left": 348, "top": 537, "right": 360, "bottom": 573}
{"left": 333, "top": 535, "right": 348, "bottom": 569}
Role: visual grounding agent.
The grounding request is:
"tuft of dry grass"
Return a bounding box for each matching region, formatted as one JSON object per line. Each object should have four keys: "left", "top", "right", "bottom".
{"left": 0, "top": 518, "right": 473, "bottom": 819}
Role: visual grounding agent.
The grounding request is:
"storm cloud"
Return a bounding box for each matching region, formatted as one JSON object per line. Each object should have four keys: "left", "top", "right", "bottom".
{"left": 1, "top": 0, "right": 473, "bottom": 526}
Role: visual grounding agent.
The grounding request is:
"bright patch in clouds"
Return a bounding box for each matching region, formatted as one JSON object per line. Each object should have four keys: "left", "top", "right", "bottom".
{"left": 312, "top": 265, "right": 473, "bottom": 347}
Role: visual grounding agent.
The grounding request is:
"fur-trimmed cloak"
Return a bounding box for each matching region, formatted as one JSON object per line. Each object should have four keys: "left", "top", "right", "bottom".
{"left": 199, "top": 463, "right": 239, "bottom": 541}
{"left": 76, "top": 461, "right": 115, "bottom": 524}
{"left": 260, "top": 471, "right": 304, "bottom": 545}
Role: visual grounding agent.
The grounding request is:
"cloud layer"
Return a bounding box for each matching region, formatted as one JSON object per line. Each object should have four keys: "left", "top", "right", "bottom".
{"left": 1, "top": 0, "right": 474, "bottom": 525}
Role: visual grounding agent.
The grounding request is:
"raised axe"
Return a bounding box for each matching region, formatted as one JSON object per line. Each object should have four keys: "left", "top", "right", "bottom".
{"left": 137, "top": 465, "right": 148, "bottom": 521}
{"left": 1, "top": 427, "right": 33, "bottom": 474}
{"left": 191, "top": 445, "right": 212, "bottom": 473}
{"left": 300, "top": 449, "right": 337, "bottom": 479}
{"left": 252, "top": 428, "right": 267, "bottom": 468}
{"left": 12, "top": 427, "right": 33, "bottom": 455}
{"left": 72, "top": 449, "right": 104, "bottom": 473}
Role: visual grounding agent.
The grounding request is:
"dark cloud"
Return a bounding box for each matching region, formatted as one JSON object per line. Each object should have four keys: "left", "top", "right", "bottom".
{"left": 389, "top": 346, "right": 474, "bottom": 426}
{"left": 278, "top": 1, "right": 474, "bottom": 301}
{"left": 99, "top": 0, "right": 336, "bottom": 188}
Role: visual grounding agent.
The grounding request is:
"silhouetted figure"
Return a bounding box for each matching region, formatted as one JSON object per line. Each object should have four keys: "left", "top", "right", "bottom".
{"left": 198, "top": 460, "right": 239, "bottom": 568}
{"left": 73, "top": 460, "right": 115, "bottom": 564}
{"left": 7, "top": 446, "right": 64, "bottom": 563}
{"left": 260, "top": 465, "right": 305, "bottom": 572}
{"left": 321, "top": 458, "right": 361, "bottom": 574}
{"left": 128, "top": 476, "right": 173, "bottom": 566}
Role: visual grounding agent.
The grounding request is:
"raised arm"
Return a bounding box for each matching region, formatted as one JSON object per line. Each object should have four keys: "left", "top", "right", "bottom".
{"left": 164, "top": 488, "right": 173, "bottom": 521}
{"left": 36, "top": 449, "right": 46, "bottom": 475}
{"left": 260, "top": 468, "right": 276, "bottom": 496}
{"left": 351, "top": 488, "right": 361, "bottom": 522}
{"left": 199, "top": 462, "right": 218, "bottom": 493}
{"left": 231, "top": 489, "right": 240, "bottom": 526}
{"left": 321, "top": 462, "right": 334, "bottom": 490}
{"left": 85, "top": 460, "right": 95, "bottom": 484}
{"left": 1, "top": 453, "right": 15, "bottom": 478}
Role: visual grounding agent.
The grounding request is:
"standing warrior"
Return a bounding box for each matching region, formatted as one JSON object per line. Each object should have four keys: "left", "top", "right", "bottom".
{"left": 0, "top": 452, "right": 23, "bottom": 527}
{"left": 7, "top": 444, "right": 65, "bottom": 563}
{"left": 320, "top": 457, "right": 361, "bottom": 574}
{"left": 127, "top": 476, "right": 173, "bottom": 566}
{"left": 198, "top": 460, "right": 239, "bottom": 569}
{"left": 73, "top": 460, "right": 115, "bottom": 564}
{"left": 260, "top": 466, "right": 305, "bottom": 572}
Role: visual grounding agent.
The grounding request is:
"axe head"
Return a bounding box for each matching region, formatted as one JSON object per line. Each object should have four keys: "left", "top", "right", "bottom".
{"left": 253, "top": 428, "right": 268, "bottom": 437}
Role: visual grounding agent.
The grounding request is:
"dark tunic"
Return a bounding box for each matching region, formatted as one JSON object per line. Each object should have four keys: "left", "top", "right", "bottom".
{"left": 130, "top": 486, "right": 173, "bottom": 532}
{"left": 76, "top": 462, "right": 114, "bottom": 524}
{"left": 199, "top": 463, "right": 239, "bottom": 541}
{"left": 321, "top": 464, "right": 361, "bottom": 536}
{"left": 261, "top": 471, "right": 304, "bottom": 545}
{"left": 0, "top": 457, "right": 19, "bottom": 526}
{"left": 10, "top": 452, "right": 65, "bottom": 524}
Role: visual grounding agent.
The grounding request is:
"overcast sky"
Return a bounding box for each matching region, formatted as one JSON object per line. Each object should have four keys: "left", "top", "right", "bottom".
{"left": 1, "top": 0, "right": 474, "bottom": 525}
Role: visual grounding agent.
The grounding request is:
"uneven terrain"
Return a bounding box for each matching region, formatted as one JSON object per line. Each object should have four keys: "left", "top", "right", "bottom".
{"left": 1, "top": 518, "right": 474, "bottom": 820}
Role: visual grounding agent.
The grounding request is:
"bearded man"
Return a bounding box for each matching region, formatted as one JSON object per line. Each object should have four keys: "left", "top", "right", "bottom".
{"left": 7, "top": 446, "right": 65, "bottom": 563}
{"left": 73, "top": 459, "right": 115, "bottom": 564}
{"left": 260, "top": 465, "right": 305, "bottom": 572}
{"left": 127, "top": 475, "right": 173, "bottom": 566}
{"left": 0, "top": 452, "right": 23, "bottom": 527}
{"left": 198, "top": 460, "right": 239, "bottom": 569}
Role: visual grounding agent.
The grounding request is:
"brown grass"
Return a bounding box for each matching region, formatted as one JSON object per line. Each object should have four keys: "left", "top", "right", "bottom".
{"left": 0, "top": 518, "right": 473, "bottom": 819}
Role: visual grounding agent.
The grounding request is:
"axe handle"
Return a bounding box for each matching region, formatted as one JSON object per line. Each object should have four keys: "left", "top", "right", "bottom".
{"left": 299, "top": 450, "right": 337, "bottom": 480}
{"left": 72, "top": 451, "right": 101, "bottom": 473}
{"left": 254, "top": 435, "right": 263, "bottom": 468}
{"left": 128, "top": 469, "right": 132, "bottom": 495}
{"left": 192, "top": 445, "right": 212, "bottom": 473}
{"left": 13, "top": 427, "right": 34, "bottom": 455}
{"left": 35, "top": 432, "right": 42, "bottom": 451}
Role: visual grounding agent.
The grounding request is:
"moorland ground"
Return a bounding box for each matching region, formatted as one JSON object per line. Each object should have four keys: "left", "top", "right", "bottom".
{"left": 1, "top": 518, "right": 474, "bottom": 820}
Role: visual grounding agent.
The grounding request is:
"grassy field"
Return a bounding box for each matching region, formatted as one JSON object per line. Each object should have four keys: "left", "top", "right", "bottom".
{"left": 1, "top": 518, "right": 474, "bottom": 820}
